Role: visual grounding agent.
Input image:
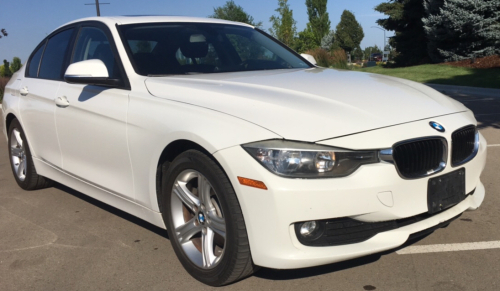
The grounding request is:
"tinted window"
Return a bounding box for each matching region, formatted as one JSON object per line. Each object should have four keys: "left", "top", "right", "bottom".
{"left": 128, "top": 40, "right": 157, "bottom": 54}
{"left": 72, "top": 27, "right": 118, "bottom": 78}
{"left": 119, "top": 23, "right": 310, "bottom": 76}
{"left": 39, "top": 29, "right": 74, "bottom": 80}
{"left": 27, "top": 43, "right": 45, "bottom": 77}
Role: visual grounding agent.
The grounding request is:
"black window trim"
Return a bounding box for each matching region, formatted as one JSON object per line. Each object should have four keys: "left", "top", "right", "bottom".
{"left": 25, "top": 26, "right": 78, "bottom": 81}
{"left": 26, "top": 39, "right": 46, "bottom": 79}
{"left": 25, "top": 21, "right": 131, "bottom": 90}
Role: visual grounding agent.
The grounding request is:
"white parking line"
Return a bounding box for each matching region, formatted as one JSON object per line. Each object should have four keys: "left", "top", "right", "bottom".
{"left": 397, "top": 241, "right": 500, "bottom": 255}
{"left": 488, "top": 144, "right": 500, "bottom": 147}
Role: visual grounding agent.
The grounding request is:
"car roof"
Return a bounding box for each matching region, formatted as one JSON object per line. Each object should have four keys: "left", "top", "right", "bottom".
{"left": 57, "top": 15, "right": 254, "bottom": 30}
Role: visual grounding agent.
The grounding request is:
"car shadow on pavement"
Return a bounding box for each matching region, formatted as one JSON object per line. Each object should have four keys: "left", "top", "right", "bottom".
{"left": 54, "top": 183, "right": 170, "bottom": 240}
{"left": 254, "top": 234, "right": 432, "bottom": 281}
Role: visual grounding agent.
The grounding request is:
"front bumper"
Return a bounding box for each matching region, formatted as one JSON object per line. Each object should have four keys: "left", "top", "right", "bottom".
{"left": 213, "top": 114, "right": 487, "bottom": 269}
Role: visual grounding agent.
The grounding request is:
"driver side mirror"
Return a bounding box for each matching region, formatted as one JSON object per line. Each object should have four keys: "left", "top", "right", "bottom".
{"left": 64, "top": 59, "right": 120, "bottom": 87}
{"left": 300, "top": 54, "right": 317, "bottom": 66}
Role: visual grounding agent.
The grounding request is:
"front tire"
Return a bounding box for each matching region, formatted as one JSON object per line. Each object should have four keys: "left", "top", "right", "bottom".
{"left": 161, "top": 150, "right": 257, "bottom": 286}
{"left": 7, "top": 119, "right": 53, "bottom": 190}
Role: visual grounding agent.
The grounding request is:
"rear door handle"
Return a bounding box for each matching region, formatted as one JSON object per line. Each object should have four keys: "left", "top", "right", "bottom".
{"left": 19, "top": 87, "right": 29, "bottom": 96}
{"left": 55, "top": 96, "right": 70, "bottom": 108}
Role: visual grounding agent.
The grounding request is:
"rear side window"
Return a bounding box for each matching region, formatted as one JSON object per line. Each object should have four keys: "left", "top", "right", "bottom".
{"left": 39, "top": 28, "right": 74, "bottom": 80}
{"left": 27, "top": 43, "right": 45, "bottom": 77}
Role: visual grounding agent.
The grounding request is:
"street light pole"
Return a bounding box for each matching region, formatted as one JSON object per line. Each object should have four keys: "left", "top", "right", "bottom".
{"left": 371, "top": 26, "right": 386, "bottom": 51}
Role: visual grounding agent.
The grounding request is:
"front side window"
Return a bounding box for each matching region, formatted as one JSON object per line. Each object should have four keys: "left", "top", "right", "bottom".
{"left": 27, "top": 42, "right": 46, "bottom": 78}
{"left": 38, "top": 29, "right": 74, "bottom": 80}
{"left": 119, "top": 23, "right": 311, "bottom": 76}
{"left": 72, "top": 27, "right": 118, "bottom": 79}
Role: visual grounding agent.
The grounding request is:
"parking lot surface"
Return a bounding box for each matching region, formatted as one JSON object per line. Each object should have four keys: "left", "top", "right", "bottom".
{"left": 1, "top": 91, "right": 499, "bottom": 291}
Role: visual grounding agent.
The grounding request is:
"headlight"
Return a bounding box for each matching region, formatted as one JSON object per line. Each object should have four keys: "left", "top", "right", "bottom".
{"left": 242, "top": 140, "right": 379, "bottom": 178}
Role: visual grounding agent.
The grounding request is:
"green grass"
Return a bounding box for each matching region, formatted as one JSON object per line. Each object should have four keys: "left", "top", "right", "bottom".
{"left": 355, "top": 64, "right": 500, "bottom": 89}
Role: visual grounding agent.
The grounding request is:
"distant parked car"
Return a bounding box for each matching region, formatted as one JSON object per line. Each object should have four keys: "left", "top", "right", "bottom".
{"left": 371, "top": 53, "right": 383, "bottom": 61}
{"left": 2, "top": 16, "right": 487, "bottom": 286}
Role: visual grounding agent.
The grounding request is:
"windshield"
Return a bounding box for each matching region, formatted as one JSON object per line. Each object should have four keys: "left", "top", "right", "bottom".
{"left": 119, "top": 23, "right": 311, "bottom": 76}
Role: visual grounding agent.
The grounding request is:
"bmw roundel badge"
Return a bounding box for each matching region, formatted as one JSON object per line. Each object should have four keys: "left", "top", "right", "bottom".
{"left": 429, "top": 121, "right": 445, "bottom": 132}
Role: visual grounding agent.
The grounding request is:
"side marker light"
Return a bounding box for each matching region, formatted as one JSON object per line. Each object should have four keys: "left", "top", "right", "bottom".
{"left": 237, "top": 177, "right": 268, "bottom": 190}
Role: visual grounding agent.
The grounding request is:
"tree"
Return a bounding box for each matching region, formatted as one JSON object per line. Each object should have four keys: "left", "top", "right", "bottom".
{"left": 293, "top": 24, "right": 317, "bottom": 53}
{"left": 423, "top": 0, "right": 500, "bottom": 62}
{"left": 210, "top": 1, "right": 262, "bottom": 27}
{"left": 0, "top": 28, "right": 7, "bottom": 39}
{"left": 10, "top": 57, "right": 22, "bottom": 73}
{"left": 320, "top": 30, "right": 335, "bottom": 51}
{"left": 363, "top": 45, "right": 383, "bottom": 60}
{"left": 352, "top": 46, "right": 364, "bottom": 61}
{"left": 269, "top": 0, "right": 297, "bottom": 47}
{"left": 0, "top": 60, "right": 12, "bottom": 77}
{"left": 305, "top": 0, "right": 331, "bottom": 46}
{"left": 334, "top": 10, "right": 364, "bottom": 54}
{"left": 375, "top": 0, "right": 430, "bottom": 66}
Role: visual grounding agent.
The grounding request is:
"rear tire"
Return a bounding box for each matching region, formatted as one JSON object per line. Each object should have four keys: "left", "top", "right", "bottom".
{"left": 8, "top": 119, "right": 53, "bottom": 190}
{"left": 160, "top": 150, "right": 257, "bottom": 286}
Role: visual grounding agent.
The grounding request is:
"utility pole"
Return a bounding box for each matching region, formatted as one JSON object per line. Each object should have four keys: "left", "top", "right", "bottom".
{"left": 85, "top": 0, "right": 110, "bottom": 17}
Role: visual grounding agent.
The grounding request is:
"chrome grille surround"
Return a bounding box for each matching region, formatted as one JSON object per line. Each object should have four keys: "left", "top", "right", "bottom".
{"left": 389, "top": 137, "right": 448, "bottom": 179}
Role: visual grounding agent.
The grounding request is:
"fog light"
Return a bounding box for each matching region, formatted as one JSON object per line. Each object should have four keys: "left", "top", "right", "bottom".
{"left": 300, "top": 221, "right": 318, "bottom": 237}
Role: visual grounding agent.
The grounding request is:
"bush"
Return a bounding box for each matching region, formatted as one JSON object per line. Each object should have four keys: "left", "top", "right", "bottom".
{"left": 331, "top": 49, "right": 348, "bottom": 70}
{"left": 304, "top": 48, "right": 349, "bottom": 69}
{"left": 0, "top": 77, "right": 10, "bottom": 103}
{"left": 305, "top": 48, "right": 332, "bottom": 67}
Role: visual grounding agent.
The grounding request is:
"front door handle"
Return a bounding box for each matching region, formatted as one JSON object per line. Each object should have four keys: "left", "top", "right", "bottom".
{"left": 19, "top": 87, "right": 29, "bottom": 96}
{"left": 55, "top": 96, "right": 70, "bottom": 108}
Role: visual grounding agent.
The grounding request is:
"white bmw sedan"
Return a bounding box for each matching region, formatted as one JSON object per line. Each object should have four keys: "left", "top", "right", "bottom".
{"left": 2, "top": 16, "right": 487, "bottom": 286}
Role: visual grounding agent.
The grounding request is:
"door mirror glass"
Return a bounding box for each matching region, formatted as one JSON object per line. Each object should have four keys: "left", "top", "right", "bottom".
{"left": 64, "top": 59, "right": 119, "bottom": 87}
{"left": 300, "top": 54, "right": 317, "bottom": 66}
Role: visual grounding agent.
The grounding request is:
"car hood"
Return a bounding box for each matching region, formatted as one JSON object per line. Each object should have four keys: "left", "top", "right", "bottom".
{"left": 145, "top": 68, "right": 467, "bottom": 142}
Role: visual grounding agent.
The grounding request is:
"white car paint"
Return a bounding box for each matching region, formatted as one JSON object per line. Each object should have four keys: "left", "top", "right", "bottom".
{"left": 2, "top": 16, "right": 486, "bottom": 271}
{"left": 144, "top": 68, "right": 468, "bottom": 142}
{"left": 65, "top": 59, "right": 109, "bottom": 78}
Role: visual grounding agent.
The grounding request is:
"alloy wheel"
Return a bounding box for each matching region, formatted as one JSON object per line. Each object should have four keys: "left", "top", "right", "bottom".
{"left": 10, "top": 128, "right": 27, "bottom": 181}
{"left": 170, "top": 170, "right": 226, "bottom": 269}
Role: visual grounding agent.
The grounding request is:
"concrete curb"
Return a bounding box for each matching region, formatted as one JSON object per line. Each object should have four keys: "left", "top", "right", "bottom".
{"left": 425, "top": 83, "right": 500, "bottom": 98}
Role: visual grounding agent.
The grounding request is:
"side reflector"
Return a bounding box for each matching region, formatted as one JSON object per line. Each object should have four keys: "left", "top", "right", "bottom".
{"left": 237, "top": 177, "right": 268, "bottom": 190}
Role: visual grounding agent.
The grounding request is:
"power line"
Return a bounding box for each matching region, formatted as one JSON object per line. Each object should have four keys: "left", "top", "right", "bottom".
{"left": 85, "top": 0, "right": 110, "bottom": 17}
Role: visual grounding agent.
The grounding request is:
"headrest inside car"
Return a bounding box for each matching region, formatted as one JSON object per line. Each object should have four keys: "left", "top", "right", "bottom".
{"left": 181, "top": 34, "right": 209, "bottom": 59}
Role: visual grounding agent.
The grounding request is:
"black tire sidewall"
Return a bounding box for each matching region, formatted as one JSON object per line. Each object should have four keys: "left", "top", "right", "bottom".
{"left": 162, "top": 150, "right": 242, "bottom": 286}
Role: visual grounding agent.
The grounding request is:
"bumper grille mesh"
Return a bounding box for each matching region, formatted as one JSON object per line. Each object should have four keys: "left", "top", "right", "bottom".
{"left": 452, "top": 125, "right": 476, "bottom": 166}
{"left": 295, "top": 189, "right": 475, "bottom": 247}
{"left": 392, "top": 138, "right": 445, "bottom": 178}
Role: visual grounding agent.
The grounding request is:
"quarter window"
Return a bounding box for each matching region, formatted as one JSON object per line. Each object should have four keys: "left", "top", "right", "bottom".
{"left": 27, "top": 42, "right": 46, "bottom": 78}
{"left": 72, "top": 27, "right": 118, "bottom": 78}
{"left": 38, "top": 29, "right": 75, "bottom": 80}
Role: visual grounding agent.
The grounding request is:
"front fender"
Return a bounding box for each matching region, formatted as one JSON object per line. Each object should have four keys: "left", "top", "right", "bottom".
{"left": 126, "top": 92, "right": 281, "bottom": 211}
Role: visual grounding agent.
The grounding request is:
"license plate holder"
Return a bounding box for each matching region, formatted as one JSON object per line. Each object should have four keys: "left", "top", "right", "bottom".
{"left": 427, "top": 168, "right": 466, "bottom": 214}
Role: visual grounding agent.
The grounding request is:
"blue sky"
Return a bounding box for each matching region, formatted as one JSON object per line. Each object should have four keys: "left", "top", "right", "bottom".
{"left": 0, "top": 0, "right": 393, "bottom": 64}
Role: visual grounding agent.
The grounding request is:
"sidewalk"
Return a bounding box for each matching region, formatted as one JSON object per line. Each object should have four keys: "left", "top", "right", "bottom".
{"left": 425, "top": 83, "right": 500, "bottom": 98}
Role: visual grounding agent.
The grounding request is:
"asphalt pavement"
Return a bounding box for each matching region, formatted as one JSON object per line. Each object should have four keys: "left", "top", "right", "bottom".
{"left": 1, "top": 90, "right": 499, "bottom": 291}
